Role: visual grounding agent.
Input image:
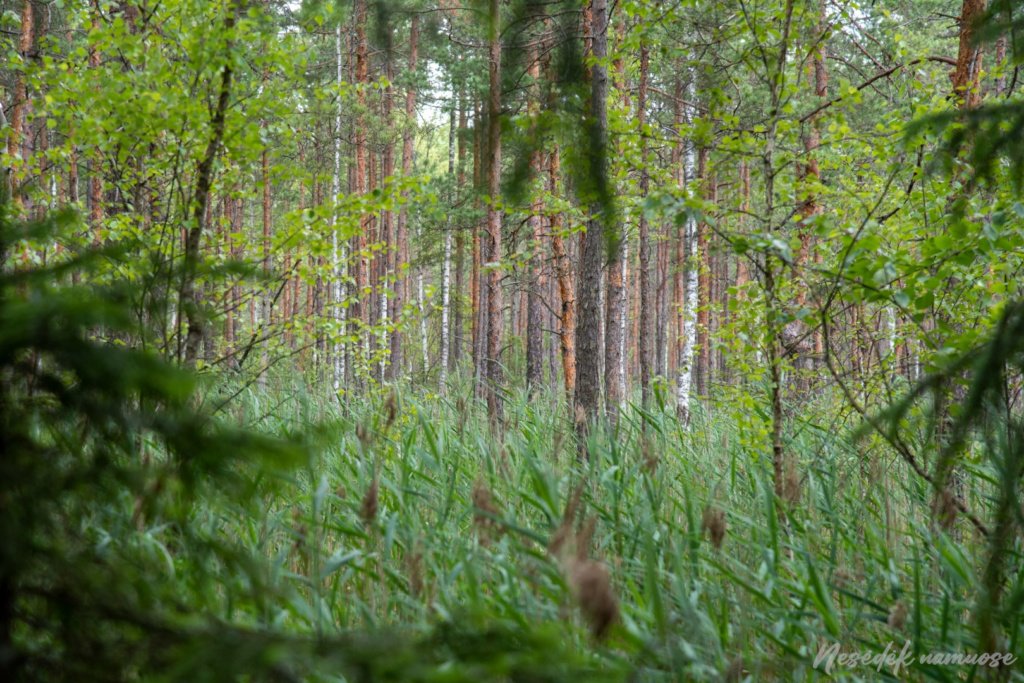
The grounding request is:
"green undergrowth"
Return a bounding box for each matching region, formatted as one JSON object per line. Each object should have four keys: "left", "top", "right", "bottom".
{"left": 3, "top": 207, "right": 1019, "bottom": 681}
{"left": 189, "top": 369, "right": 1022, "bottom": 682}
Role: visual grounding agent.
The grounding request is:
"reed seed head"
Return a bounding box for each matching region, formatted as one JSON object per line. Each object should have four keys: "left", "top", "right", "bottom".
{"left": 724, "top": 655, "right": 745, "bottom": 682}
{"left": 569, "top": 558, "right": 619, "bottom": 640}
{"left": 888, "top": 601, "right": 908, "bottom": 630}
{"left": 701, "top": 505, "right": 727, "bottom": 550}
{"left": 383, "top": 392, "right": 397, "bottom": 429}
{"left": 360, "top": 478, "right": 379, "bottom": 527}
{"left": 782, "top": 459, "right": 801, "bottom": 506}
{"left": 472, "top": 478, "right": 501, "bottom": 542}
{"left": 406, "top": 548, "right": 423, "bottom": 598}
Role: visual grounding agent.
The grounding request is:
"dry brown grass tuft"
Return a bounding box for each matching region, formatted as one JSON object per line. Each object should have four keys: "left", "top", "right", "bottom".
{"left": 382, "top": 391, "right": 397, "bottom": 429}
{"left": 406, "top": 547, "right": 424, "bottom": 598}
{"left": 701, "top": 505, "right": 727, "bottom": 551}
{"left": 547, "top": 488, "right": 619, "bottom": 641}
{"left": 782, "top": 458, "right": 802, "bottom": 507}
{"left": 472, "top": 478, "right": 502, "bottom": 542}
{"left": 360, "top": 478, "right": 379, "bottom": 527}
{"left": 887, "top": 601, "right": 908, "bottom": 630}
{"left": 640, "top": 436, "right": 659, "bottom": 474}
{"left": 567, "top": 558, "right": 619, "bottom": 640}
{"left": 724, "top": 655, "right": 745, "bottom": 682}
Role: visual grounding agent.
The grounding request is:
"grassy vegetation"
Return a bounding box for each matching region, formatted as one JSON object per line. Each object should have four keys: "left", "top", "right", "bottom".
{"left": 179, "top": 369, "right": 1019, "bottom": 681}
{"left": 3, "top": 213, "right": 1019, "bottom": 681}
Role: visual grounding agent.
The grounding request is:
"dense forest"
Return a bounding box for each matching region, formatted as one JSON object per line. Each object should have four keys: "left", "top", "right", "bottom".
{"left": 2, "top": 0, "right": 1024, "bottom": 680}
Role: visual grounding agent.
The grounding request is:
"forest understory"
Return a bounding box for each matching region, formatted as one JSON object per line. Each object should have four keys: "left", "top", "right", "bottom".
{"left": 2, "top": 0, "right": 1023, "bottom": 680}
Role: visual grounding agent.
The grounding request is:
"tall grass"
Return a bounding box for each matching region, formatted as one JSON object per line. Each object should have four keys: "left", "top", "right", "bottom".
{"left": 182, "top": 368, "right": 1022, "bottom": 682}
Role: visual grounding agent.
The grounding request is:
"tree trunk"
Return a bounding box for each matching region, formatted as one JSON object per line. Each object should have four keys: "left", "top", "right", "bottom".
{"left": 952, "top": 0, "right": 986, "bottom": 109}
{"left": 575, "top": 0, "right": 609, "bottom": 445}
{"left": 694, "top": 148, "right": 710, "bottom": 397}
{"left": 259, "top": 141, "right": 271, "bottom": 384}
{"left": 676, "top": 77, "right": 699, "bottom": 422}
{"left": 471, "top": 104, "right": 484, "bottom": 390}
{"left": 440, "top": 94, "right": 455, "bottom": 389}
{"left": 352, "top": 0, "right": 369, "bottom": 368}
{"left": 604, "top": 21, "right": 626, "bottom": 424}
{"left": 549, "top": 146, "right": 576, "bottom": 408}
{"left": 637, "top": 42, "right": 653, "bottom": 409}
{"left": 485, "top": 0, "right": 504, "bottom": 427}
{"left": 453, "top": 94, "right": 468, "bottom": 368}
{"left": 259, "top": 32, "right": 272, "bottom": 385}
{"left": 525, "top": 47, "right": 545, "bottom": 396}
{"left": 332, "top": 22, "right": 347, "bottom": 389}
{"left": 6, "top": 0, "right": 34, "bottom": 209}
{"left": 181, "top": 3, "right": 237, "bottom": 367}
{"left": 89, "top": 1, "right": 103, "bottom": 235}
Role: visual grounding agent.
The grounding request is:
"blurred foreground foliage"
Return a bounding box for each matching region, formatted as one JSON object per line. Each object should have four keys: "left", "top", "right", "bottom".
{"left": 0, "top": 203, "right": 616, "bottom": 682}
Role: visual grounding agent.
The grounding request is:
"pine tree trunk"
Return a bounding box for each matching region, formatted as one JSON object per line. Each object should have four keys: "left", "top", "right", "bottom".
{"left": 549, "top": 146, "right": 576, "bottom": 408}
{"left": 637, "top": 42, "right": 653, "bottom": 408}
{"left": 88, "top": 1, "right": 103, "bottom": 235}
{"left": 352, "top": 0, "right": 369, "bottom": 370}
{"left": 604, "top": 22, "right": 626, "bottom": 424}
{"left": 952, "top": 0, "right": 986, "bottom": 108}
{"left": 6, "top": 0, "right": 34, "bottom": 209}
{"left": 453, "top": 95, "right": 468, "bottom": 368}
{"left": 485, "top": 0, "right": 504, "bottom": 427}
{"left": 259, "top": 142, "right": 271, "bottom": 385}
{"left": 471, "top": 104, "right": 484, "bottom": 390}
{"left": 525, "top": 48, "right": 545, "bottom": 396}
{"left": 575, "top": 0, "right": 609, "bottom": 444}
{"left": 386, "top": 16, "right": 417, "bottom": 380}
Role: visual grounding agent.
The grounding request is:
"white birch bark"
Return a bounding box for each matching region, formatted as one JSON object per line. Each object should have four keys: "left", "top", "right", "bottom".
{"left": 332, "top": 24, "right": 346, "bottom": 391}
{"left": 676, "top": 135, "right": 699, "bottom": 422}
{"left": 417, "top": 247, "right": 429, "bottom": 373}
{"left": 620, "top": 240, "right": 628, "bottom": 395}
{"left": 439, "top": 97, "right": 456, "bottom": 387}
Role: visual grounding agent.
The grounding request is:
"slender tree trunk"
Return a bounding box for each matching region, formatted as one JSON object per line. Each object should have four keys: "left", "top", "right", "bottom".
{"left": 352, "top": 0, "right": 369, "bottom": 369}
{"left": 676, "top": 79, "right": 699, "bottom": 421}
{"left": 952, "top": 0, "right": 986, "bottom": 108}
{"left": 549, "top": 146, "right": 576, "bottom": 408}
{"left": 181, "top": 2, "right": 237, "bottom": 366}
{"left": 471, "top": 104, "right": 484, "bottom": 389}
{"left": 259, "top": 35, "right": 272, "bottom": 384}
{"left": 637, "top": 42, "right": 653, "bottom": 408}
{"left": 6, "top": 0, "right": 34, "bottom": 209}
{"left": 575, "top": 0, "right": 609, "bottom": 444}
{"left": 485, "top": 0, "right": 504, "bottom": 427}
{"left": 417, "top": 230, "right": 429, "bottom": 372}
{"left": 694, "top": 148, "right": 711, "bottom": 397}
{"left": 525, "top": 47, "right": 545, "bottom": 396}
{"left": 259, "top": 141, "right": 271, "bottom": 384}
{"left": 604, "top": 24, "right": 626, "bottom": 424}
{"left": 440, "top": 96, "right": 455, "bottom": 388}
{"left": 335, "top": 24, "right": 352, "bottom": 389}
{"left": 657, "top": 231, "right": 669, "bottom": 377}
{"left": 795, "top": 0, "right": 828, "bottom": 377}
{"left": 453, "top": 94, "right": 468, "bottom": 368}
{"left": 994, "top": 35, "right": 1007, "bottom": 97}
{"left": 386, "top": 16, "right": 417, "bottom": 380}
{"left": 88, "top": 1, "right": 103, "bottom": 235}
{"left": 736, "top": 161, "right": 750, "bottom": 292}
